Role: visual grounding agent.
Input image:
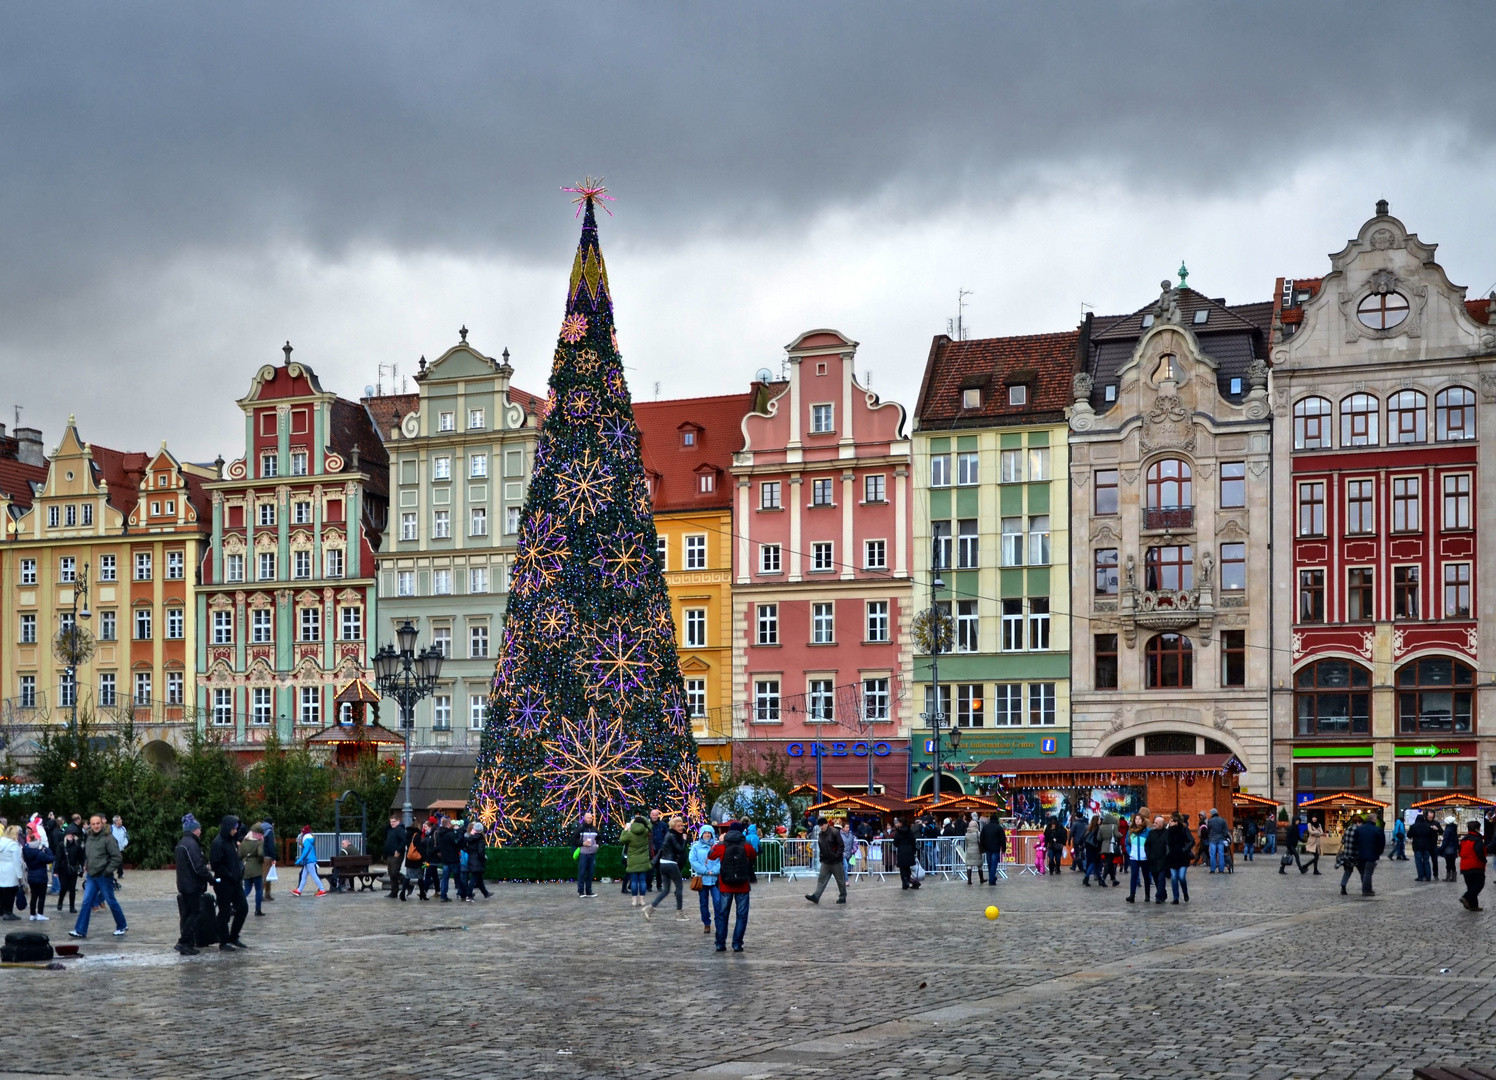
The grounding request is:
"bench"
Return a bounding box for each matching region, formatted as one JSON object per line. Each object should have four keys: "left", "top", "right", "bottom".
{"left": 1415, "top": 1067, "right": 1496, "bottom": 1080}
{"left": 320, "top": 855, "right": 386, "bottom": 892}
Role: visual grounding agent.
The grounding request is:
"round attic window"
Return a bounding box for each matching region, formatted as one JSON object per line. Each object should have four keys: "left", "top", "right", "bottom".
{"left": 1357, "top": 290, "right": 1408, "bottom": 330}
{"left": 65, "top": 471, "right": 74, "bottom": 480}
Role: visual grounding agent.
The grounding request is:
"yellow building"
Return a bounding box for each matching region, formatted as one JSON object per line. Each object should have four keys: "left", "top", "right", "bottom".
{"left": 1, "top": 418, "right": 213, "bottom": 762}
{"left": 636, "top": 391, "right": 763, "bottom": 776}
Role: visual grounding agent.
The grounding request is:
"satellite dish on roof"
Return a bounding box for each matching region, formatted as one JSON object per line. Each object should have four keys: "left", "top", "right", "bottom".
{"left": 363, "top": 385, "right": 375, "bottom": 398}
{"left": 755, "top": 368, "right": 775, "bottom": 385}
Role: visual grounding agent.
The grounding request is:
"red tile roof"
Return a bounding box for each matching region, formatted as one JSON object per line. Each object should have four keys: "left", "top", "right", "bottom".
{"left": 363, "top": 394, "right": 419, "bottom": 441}
{"left": 0, "top": 459, "right": 47, "bottom": 509}
{"left": 1466, "top": 298, "right": 1491, "bottom": 325}
{"left": 88, "top": 444, "right": 151, "bottom": 519}
{"left": 634, "top": 392, "right": 757, "bottom": 513}
{"left": 915, "top": 331, "right": 1079, "bottom": 429}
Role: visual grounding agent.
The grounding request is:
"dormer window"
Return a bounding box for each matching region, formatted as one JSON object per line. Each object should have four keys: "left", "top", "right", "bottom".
{"left": 1007, "top": 385, "right": 1027, "bottom": 406}
{"left": 699, "top": 474, "right": 714, "bottom": 493}
{"left": 1229, "top": 377, "right": 1243, "bottom": 395}
{"left": 1105, "top": 385, "right": 1117, "bottom": 403}
{"left": 1193, "top": 309, "right": 1209, "bottom": 325}
{"left": 1141, "top": 314, "right": 1155, "bottom": 329}
{"left": 962, "top": 388, "right": 982, "bottom": 409}
{"left": 683, "top": 431, "right": 695, "bottom": 446}
{"left": 157, "top": 473, "right": 170, "bottom": 488}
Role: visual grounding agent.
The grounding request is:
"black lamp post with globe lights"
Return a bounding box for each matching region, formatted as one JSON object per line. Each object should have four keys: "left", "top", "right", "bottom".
{"left": 372, "top": 620, "right": 444, "bottom": 828}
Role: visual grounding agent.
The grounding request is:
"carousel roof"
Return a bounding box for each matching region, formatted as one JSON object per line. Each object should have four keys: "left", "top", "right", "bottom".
{"left": 304, "top": 721, "right": 405, "bottom": 747}
{"left": 1295, "top": 791, "right": 1389, "bottom": 810}
{"left": 334, "top": 678, "right": 382, "bottom": 705}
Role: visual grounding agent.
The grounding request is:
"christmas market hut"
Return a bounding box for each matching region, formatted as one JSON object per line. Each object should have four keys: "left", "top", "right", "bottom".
{"left": 1231, "top": 792, "right": 1281, "bottom": 840}
{"left": 970, "top": 754, "right": 1246, "bottom": 830}
{"left": 306, "top": 679, "right": 405, "bottom": 766}
{"left": 1294, "top": 791, "right": 1390, "bottom": 853}
{"left": 1407, "top": 792, "right": 1496, "bottom": 820}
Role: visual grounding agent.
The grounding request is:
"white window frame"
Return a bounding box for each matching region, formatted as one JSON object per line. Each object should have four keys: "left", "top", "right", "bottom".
{"left": 340, "top": 606, "right": 362, "bottom": 641}
{"left": 811, "top": 542, "right": 834, "bottom": 573}
{"left": 20, "top": 558, "right": 36, "bottom": 585}
{"left": 470, "top": 507, "right": 488, "bottom": 536}
{"left": 760, "top": 482, "right": 781, "bottom": 510}
{"left": 686, "top": 679, "right": 707, "bottom": 718}
{"left": 251, "top": 608, "right": 272, "bottom": 643}
{"left": 433, "top": 510, "right": 451, "bottom": 539}
{"left": 468, "top": 408, "right": 486, "bottom": 430}
{"left": 252, "top": 687, "right": 273, "bottom": 726}
{"left": 225, "top": 554, "right": 244, "bottom": 583}
{"left": 293, "top": 549, "right": 312, "bottom": 580}
{"left": 401, "top": 513, "right": 417, "bottom": 541}
{"left": 166, "top": 608, "right": 184, "bottom": 640}
{"left": 756, "top": 604, "right": 779, "bottom": 645}
{"left": 166, "top": 550, "right": 184, "bottom": 579}
{"left": 956, "top": 452, "right": 979, "bottom": 486}
{"left": 470, "top": 624, "right": 490, "bottom": 659}
{"left": 810, "top": 403, "right": 834, "bottom": 433}
{"left": 684, "top": 534, "right": 707, "bottom": 570}
{"left": 811, "top": 602, "right": 835, "bottom": 644}
{"left": 433, "top": 569, "right": 452, "bottom": 595}
{"left": 258, "top": 552, "right": 276, "bottom": 581}
{"left": 432, "top": 695, "right": 452, "bottom": 731}
{"left": 470, "top": 453, "right": 488, "bottom": 479}
{"left": 470, "top": 695, "right": 487, "bottom": 730}
{"left": 684, "top": 608, "right": 707, "bottom": 648}
{"left": 134, "top": 553, "right": 152, "bottom": 581}
{"left": 1028, "top": 682, "right": 1057, "bottom": 726}
{"left": 866, "top": 600, "right": 890, "bottom": 642}
{"left": 759, "top": 544, "right": 781, "bottom": 574}
{"left": 469, "top": 567, "right": 488, "bottom": 595}
{"left": 754, "top": 679, "right": 780, "bottom": 722}
{"left": 864, "top": 539, "right": 887, "bottom": 570}
{"left": 397, "top": 570, "right": 415, "bottom": 597}
{"left": 299, "top": 686, "right": 321, "bottom": 726}
{"left": 862, "top": 678, "right": 890, "bottom": 722}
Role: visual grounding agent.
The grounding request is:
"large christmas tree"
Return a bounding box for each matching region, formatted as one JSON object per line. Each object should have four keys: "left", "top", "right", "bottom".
{"left": 469, "top": 182, "right": 703, "bottom": 846}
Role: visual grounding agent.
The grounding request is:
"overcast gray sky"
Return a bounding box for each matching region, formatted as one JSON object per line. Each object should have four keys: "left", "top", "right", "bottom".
{"left": 4, "top": 3, "right": 1496, "bottom": 460}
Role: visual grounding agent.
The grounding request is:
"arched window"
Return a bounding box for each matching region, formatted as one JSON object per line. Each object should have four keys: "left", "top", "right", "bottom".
{"left": 1145, "top": 458, "right": 1192, "bottom": 508}
{"left": 1145, "top": 633, "right": 1193, "bottom": 688}
{"left": 1397, "top": 657, "right": 1475, "bottom": 734}
{"left": 1295, "top": 659, "right": 1371, "bottom": 736}
{"left": 1293, "top": 396, "right": 1333, "bottom": 450}
{"left": 1435, "top": 386, "right": 1476, "bottom": 442}
{"left": 1340, "top": 393, "right": 1379, "bottom": 447}
{"left": 1386, "top": 390, "right": 1426, "bottom": 444}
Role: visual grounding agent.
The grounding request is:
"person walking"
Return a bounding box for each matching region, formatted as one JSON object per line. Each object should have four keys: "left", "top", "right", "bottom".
{"left": 1082, "top": 816, "right": 1103, "bottom": 886}
{"left": 403, "top": 821, "right": 429, "bottom": 900}
{"left": 1279, "top": 819, "right": 1303, "bottom": 874}
{"left": 1410, "top": 812, "right": 1436, "bottom": 881}
{"left": 892, "top": 816, "right": 920, "bottom": 891}
{"left": 570, "top": 812, "right": 600, "bottom": 898}
{"left": 709, "top": 822, "right": 757, "bottom": 952}
{"left": 1165, "top": 812, "right": 1194, "bottom": 904}
{"left": 1391, "top": 816, "right": 1408, "bottom": 861}
{"left": 1044, "top": 817, "right": 1067, "bottom": 876}
{"left": 1242, "top": 818, "right": 1258, "bottom": 862}
{"left": 688, "top": 824, "right": 720, "bottom": 936}
{"left": 0, "top": 823, "right": 20, "bottom": 921}
{"left": 1345, "top": 813, "right": 1385, "bottom": 896}
{"left": 433, "top": 816, "right": 462, "bottom": 902}
{"left": 173, "top": 815, "right": 211, "bottom": 955}
{"left": 239, "top": 824, "right": 267, "bottom": 917}
{"left": 1459, "top": 820, "right": 1487, "bottom": 911}
{"left": 805, "top": 817, "right": 848, "bottom": 905}
{"left": 1301, "top": 820, "right": 1324, "bottom": 875}
{"left": 1126, "top": 814, "right": 1151, "bottom": 903}
{"left": 1441, "top": 816, "right": 1461, "bottom": 883}
{"left": 979, "top": 813, "right": 1006, "bottom": 887}
{"left": 23, "top": 829, "right": 52, "bottom": 921}
{"left": 383, "top": 813, "right": 408, "bottom": 900}
{"left": 259, "top": 820, "right": 277, "bottom": 902}
{"left": 648, "top": 809, "right": 668, "bottom": 894}
{"left": 1145, "top": 815, "right": 1170, "bottom": 905}
{"left": 209, "top": 815, "right": 249, "bottom": 950}
{"left": 1205, "top": 809, "right": 1230, "bottom": 874}
{"left": 68, "top": 814, "right": 127, "bottom": 939}
{"left": 292, "top": 825, "right": 326, "bottom": 897}
{"left": 54, "top": 825, "right": 83, "bottom": 915}
{"left": 647, "top": 816, "right": 689, "bottom": 919}
{"left": 463, "top": 822, "right": 492, "bottom": 901}
{"left": 620, "top": 814, "right": 653, "bottom": 906}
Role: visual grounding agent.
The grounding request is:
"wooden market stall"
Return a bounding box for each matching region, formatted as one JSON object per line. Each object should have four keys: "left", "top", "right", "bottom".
{"left": 1295, "top": 791, "right": 1390, "bottom": 855}
{"left": 1232, "top": 792, "right": 1280, "bottom": 846}
{"left": 1408, "top": 792, "right": 1496, "bottom": 820}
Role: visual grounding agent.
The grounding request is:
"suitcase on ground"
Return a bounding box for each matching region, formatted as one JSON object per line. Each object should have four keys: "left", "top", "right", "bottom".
{"left": 195, "top": 892, "right": 220, "bottom": 947}
{"left": 2, "top": 930, "right": 54, "bottom": 962}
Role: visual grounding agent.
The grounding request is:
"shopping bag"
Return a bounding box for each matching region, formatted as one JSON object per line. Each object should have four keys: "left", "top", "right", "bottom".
{"left": 265, "top": 864, "right": 278, "bottom": 882}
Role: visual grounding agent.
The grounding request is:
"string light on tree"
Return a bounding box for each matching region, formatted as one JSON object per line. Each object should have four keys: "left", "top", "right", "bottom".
{"left": 467, "top": 180, "right": 703, "bottom": 845}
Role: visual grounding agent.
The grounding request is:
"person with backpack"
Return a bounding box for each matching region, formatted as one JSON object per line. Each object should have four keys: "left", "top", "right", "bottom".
{"left": 688, "top": 824, "right": 720, "bottom": 935}
{"left": 1459, "top": 820, "right": 1487, "bottom": 911}
{"left": 709, "top": 821, "right": 757, "bottom": 952}
{"left": 646, "top": 816, "right": 689, "bottom": 920}
{"left": 383, "top": 813, "right": 408, "bottom": 900}
{"left": 804, "top": 817, "right": 847, "bottom": 905}
{"left": 174, "top": 814, "right": 211, "bottom": 955}
{"left": 462, "top": 822, "right": 492, "bottom": 902}
{"left": 292, "top": 825, "right": 326, "bottom": 897}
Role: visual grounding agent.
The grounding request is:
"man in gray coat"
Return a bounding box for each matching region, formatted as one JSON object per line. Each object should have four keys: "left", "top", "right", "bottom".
{"left": 804, "top": 818, "right": 847, "bottom": 905}
{"left": 1206, "top": 808, "right": 1232, "bottom": 873}
{"left": 68, "top": 814, "right": 126, "bottom": 939}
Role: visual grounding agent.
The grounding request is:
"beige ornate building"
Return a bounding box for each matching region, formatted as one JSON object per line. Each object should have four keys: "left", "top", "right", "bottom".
{"left": 1068, "top": 279, "right": 1275, "bottom": 792}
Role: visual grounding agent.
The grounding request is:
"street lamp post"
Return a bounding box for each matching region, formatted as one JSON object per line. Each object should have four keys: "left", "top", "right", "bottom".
{"left": 372, "top": 620, "right": 444, "bottom": 828}
{"left": 57, "top": 562, "right": 93, "bottom": 734}
{"left": 923, "top": 569, "right": 948, "bottom": 806}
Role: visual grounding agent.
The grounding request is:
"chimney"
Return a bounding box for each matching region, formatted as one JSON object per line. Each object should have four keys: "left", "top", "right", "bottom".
{"left": 14, "top": 427, "right": 44, "bottom": 467}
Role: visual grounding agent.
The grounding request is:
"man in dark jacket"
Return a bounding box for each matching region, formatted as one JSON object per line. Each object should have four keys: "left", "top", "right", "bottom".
{"left": 259, "top": 820, "right": 277, "bottom": 902}
{"left": 804, "top": 818, "right": 847, "bottom": 905}
{"left": 174, "top": 815, "right": 211, "bottom": 955}
{"left": 1143, "top": 815, "right": 1170, "bottom": 904}
{"left": 1343, "top": 814, "right": 1386, "bottom": 896}
{"left": 979, "top": 816, "right": 1007, "bottom": 887}
{"left": 1043, "top": 818, "right": 1067, "bottom": 876}
{"left": 649, "top": 809, "right": 669, "bottom": 893}
{"left": 709, "top": 824, "right": 756, "bottom": 952}
{"left": 383, "top": 813, "right": 408, "bottom": 900}
{"left": 209, "top": 815, "right": 249, "bottom": 949}
{"left": 434, "top": 816, "right": 462, "bottom": 901}
{"left": 1409, "top": 813, "right": 1436, "bottom": 881}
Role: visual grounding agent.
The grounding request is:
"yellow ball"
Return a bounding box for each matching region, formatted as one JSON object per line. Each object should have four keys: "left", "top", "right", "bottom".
{"left": 984, "top": 905, "right": 999, "bottom": 920}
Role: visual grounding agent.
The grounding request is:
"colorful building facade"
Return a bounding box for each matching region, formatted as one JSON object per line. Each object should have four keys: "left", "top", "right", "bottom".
{"left": 367, "top": 336, "right": 540, "bottom": 749}
{"left": 195, "top": 347, "right": 389, "bottom": 748}
{"left": 910, "top": 331, "right": 1076, "bottom": 794}
{"left": 1269, "top": 203, "right": 1496, "bottom": 813}
{"left": 730, "top": 329, "right": 913, "bottom": 792}
{"left": 635, "top": 390, "right": 763, "bottom": 775}
{"left": 1068, "top": 280, "right": 1276, "bottom": 794}
{"left": 2, "top": 420, "right": 212, "bottom": 761}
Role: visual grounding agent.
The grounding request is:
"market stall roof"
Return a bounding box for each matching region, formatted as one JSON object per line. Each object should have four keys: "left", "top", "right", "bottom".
{"left": 304, "top": 722, "right": 405, "bottom": 747}
{"left": 790, "top": 783, "right": 881, "bottom": 798}
{"left": 806, "top": 793, "right": 918, "bottom": 816}
{"left": 1408, "top": 792, "right": 1496, "bottom": 811}
{"left": 1296, "top": 791, "right": 1390, "bottom": 811}
{"left": 1232, "top": 792, "right": 1280, "bottom": 810}
{"left": 971, "top": 753, "right": 1245, "bottom": 785}
{"left": 333, "top": 678, "right": 382, "bottom": 705}
{"left": 910, "top": 793, "right": 1005, "bottom": 813}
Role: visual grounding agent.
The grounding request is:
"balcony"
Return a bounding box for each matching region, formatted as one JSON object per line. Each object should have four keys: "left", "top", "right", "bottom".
{"left": 1144, "top": 505, "right": 1194, "bottom": 531}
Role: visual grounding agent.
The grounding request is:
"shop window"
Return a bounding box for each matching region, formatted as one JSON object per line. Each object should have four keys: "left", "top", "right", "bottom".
{"left": 1295, "top": 660, "right": 1370, "bottom": 736}
{"left": 1397, "top": 657, "right": 1474, "bottom": 734}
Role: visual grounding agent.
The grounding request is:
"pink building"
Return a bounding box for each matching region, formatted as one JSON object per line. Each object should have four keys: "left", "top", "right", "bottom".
{"left": 731, "top": 329, "right": 914, "bottom": 794}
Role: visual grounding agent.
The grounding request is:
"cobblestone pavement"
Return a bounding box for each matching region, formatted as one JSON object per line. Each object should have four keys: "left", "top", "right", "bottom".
{"left": 10, "top": 856, "right": 1496, "bottom": 1079}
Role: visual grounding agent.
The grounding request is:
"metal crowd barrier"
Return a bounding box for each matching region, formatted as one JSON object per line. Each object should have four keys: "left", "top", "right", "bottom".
{"left": 915, "top": 837, "right": 965, "bottom": 880}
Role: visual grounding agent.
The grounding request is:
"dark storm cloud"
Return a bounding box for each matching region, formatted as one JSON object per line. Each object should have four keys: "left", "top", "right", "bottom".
{"left": 1, "top": 1, "right": 1493, "bottom": 288}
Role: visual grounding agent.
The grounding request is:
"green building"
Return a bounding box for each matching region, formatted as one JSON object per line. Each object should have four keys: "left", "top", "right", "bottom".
{"left": 909, "top": 330, "right": 1077, "bottom": 793}
{"left": 366, "top": 334, "right": 542, "bottom": 749}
